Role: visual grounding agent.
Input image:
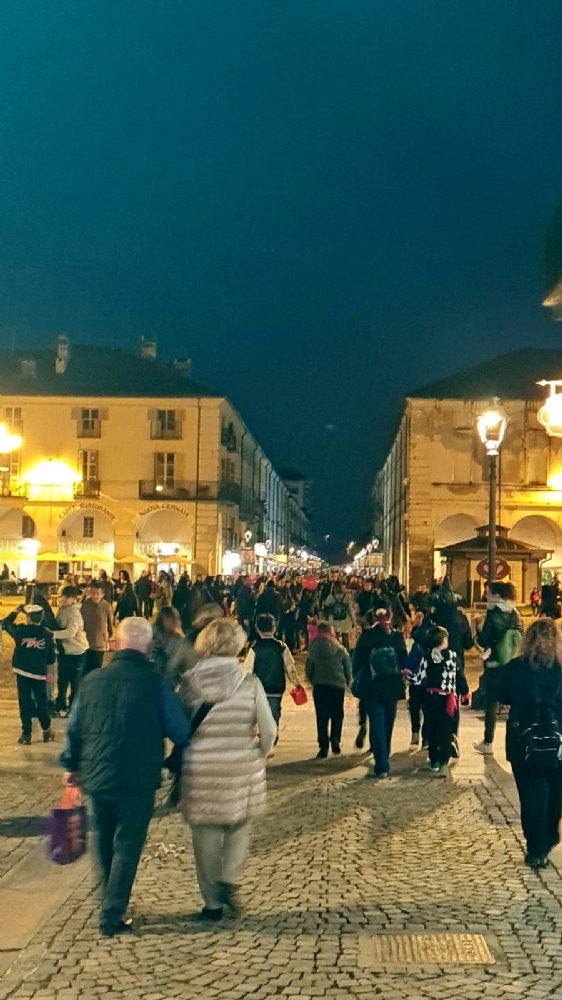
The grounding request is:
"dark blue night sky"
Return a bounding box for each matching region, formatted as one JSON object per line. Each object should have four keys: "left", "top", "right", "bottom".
{"left": 2, "top": 1, "right": 562, "bottom": 543}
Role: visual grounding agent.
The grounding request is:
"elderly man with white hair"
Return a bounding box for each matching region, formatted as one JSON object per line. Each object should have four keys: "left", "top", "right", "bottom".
{"left": 60, "top": 616, "right": 189, "bottom": 937}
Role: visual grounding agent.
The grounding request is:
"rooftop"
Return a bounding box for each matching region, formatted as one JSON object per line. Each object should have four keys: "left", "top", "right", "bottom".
{"left": 0, "top": 345, "right": 215, "bottom": 398}
{"left": 411, "top": 348, "right": 562, "bottom": 401}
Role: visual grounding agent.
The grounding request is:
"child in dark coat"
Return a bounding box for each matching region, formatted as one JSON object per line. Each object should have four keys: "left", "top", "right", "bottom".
{"left": 414, "top": 626, "right": 469, "bottom": 778}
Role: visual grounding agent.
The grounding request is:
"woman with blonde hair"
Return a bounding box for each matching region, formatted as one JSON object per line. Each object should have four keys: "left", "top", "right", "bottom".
{"left": 498, "top": 618, "right": 562, "bottom": 869}
{"left": 180, "top": 617, "right": 276, "bottom": 920}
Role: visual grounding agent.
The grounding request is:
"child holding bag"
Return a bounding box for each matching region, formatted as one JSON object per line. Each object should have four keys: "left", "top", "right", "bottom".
{"left": 416, "top": 626, "right": 469, "bottom": 779}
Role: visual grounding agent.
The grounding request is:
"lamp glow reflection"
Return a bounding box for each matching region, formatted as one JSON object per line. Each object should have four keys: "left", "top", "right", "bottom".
{"left": 25, "top": 459, "right": 81, "bottom": 502}
{"left": 0, "top": 424, "right": 22, "bottom": 454}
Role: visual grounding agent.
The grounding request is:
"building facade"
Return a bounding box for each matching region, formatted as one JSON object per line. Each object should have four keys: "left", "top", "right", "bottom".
{"left": 377, "top": 349, "right": 562, "bottom": 601}
{"left": 0, "top": 339, "right": 311, "bottom": 582}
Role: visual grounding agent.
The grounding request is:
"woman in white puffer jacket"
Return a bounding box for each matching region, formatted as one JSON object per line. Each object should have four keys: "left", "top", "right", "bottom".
{"left": 180, "top": 617, "right": 276, "bottom": 922}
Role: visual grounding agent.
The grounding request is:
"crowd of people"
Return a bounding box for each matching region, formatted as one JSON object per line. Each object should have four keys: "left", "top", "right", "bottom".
{"left": 3, "top": 564, "right": 562, "bottom": 934}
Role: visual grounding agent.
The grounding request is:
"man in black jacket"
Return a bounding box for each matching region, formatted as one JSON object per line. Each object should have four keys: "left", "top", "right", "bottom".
{"left": 60, "top": 616, "right": 189, "bottom": 937}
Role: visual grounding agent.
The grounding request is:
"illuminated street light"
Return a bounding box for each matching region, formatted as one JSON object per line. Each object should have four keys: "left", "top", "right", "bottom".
{"left": 477, "top": 399, "right": 508, "bottom": 586}
{"left": 476, "top": 398, "right": 508, "bottom": 457}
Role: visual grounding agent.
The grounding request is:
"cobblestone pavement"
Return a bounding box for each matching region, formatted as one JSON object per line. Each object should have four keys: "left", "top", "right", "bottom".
{"left": 2, "top": 653, "right": 562, "bottom": 998}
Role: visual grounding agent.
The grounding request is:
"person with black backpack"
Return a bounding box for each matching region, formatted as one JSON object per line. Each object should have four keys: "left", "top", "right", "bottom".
{"left": 323, "top": 581, "right": 356, "bottom": 650}
{"left": 497, "top": 618, "right": 562, "bottom": 870}
{"left": 244, "top": 614, "right": 301, "bottom": 743}
{"left": 351, "top": 608, "right": 408, "bottom": 778}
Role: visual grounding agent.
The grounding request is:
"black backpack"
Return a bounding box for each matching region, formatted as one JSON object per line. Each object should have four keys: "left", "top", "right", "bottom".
{"left": 520, "top": 702, "right": 562, "bottom": 772}
{"left": 370, "top": 646, "right": 399, "bottom": 677}
{"left": 352, "top": 645, "right": 404, "bottom": 703}
{"left": 331, "top": 597, "right": 348, "bottom": 622}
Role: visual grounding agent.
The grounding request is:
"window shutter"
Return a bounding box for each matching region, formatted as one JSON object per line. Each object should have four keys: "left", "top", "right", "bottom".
{"left": 71, "top": 407, "right": 81, "bottom": 420}
{"left": 176, "top": 409, "right": 186, "bottom": 421}
{"left": 148, "top": 408, "right": 157, "bottom": 421}
{"left": 99, "top": 408, "right": 109, "bottom": 421}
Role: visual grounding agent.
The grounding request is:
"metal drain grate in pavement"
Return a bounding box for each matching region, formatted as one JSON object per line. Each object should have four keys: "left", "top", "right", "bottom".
{"left": 358, "top": 933, "right": 495, "bottom": 967}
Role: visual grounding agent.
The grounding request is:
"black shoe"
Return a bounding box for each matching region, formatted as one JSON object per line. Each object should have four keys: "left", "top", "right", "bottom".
{"left": 355, "top": 726, "right": 366, "bottom": 750}
{"left": 17, "top": 733, "right": 31, "bottom": 745}
{"left": 331, "top": 743, "right": 341, "bottom": 755}
{"left": 524, "top": 854, "right": 549, "bottom": 870}
{"left": 193, "top": 907, "right": 223, "bottom": 922}
{"left": 42, "top": 729, "right": 55, "bottom": 743}
{"left": 218, "top": 883, "right": 243, "bottom": 917}
{"left": 316, "top": 750, "right": 328, "bottom": 759}
{"left": 99, "top": 918, "right": 135, "bottom": 938}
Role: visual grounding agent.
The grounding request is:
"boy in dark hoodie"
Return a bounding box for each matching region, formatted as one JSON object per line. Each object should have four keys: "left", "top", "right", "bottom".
{"left": 2, "top": 604, "right": 56, "bottom": 744}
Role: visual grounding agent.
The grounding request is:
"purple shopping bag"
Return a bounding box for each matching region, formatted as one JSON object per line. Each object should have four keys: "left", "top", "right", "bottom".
{"left": 47, "top": 787, "right": 87, "bottom": 865}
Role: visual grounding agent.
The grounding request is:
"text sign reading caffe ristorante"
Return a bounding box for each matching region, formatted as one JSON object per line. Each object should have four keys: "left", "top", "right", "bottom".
{"left": 59, "top": 502, "right": 117, "bottom": 522}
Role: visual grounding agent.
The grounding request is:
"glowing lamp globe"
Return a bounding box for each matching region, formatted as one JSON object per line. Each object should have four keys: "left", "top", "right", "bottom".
{"left": 476, "top": 399, "right": 508, "bottom": 457}
{"left": 538, "top": 380, "right": 562, "bottom": 438}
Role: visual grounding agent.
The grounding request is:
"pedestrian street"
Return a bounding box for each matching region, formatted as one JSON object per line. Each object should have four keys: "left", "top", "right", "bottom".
{"left": 2, "top": 668, "right": 562, "bottom": 1000}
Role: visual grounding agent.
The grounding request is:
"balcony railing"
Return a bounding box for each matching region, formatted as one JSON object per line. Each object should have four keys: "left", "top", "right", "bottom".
{"left": 78, "top": 420, "right": 101, "bottom": 438}
{"left": 218, "top": 482, "right": 242, "bottom": 504}
{"left": 150, "top": 421, "right": 183, "bottom": 440}
{"left": 0, "top": 482, "right": 28, "bottom": 499}
{"left": 74, "top": 480, "right": 101, "bottom": 498}
{"left": 138, "top": 480, "right": 245, "bottom": 502}
{"left": 139, "top": 480, "right": 192, "bottom": 500}
{"left": 240, "top": 496, "right": 266, "bottom": 521}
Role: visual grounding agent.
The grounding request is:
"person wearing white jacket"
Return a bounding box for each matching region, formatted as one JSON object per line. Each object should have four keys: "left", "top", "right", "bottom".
{"left": 180, "top": 617, "right": 276, "bottom": 922}
{"left": 53, "top": 586, "right": 89, "bottom": 715}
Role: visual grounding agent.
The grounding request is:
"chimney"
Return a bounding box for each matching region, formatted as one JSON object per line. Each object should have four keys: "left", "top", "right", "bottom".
{"left": 140, "top": 337, "right": 157, "bottom": 360}
{"left": 171, "top": 358, "right": 192, "bottom": 377}
{"left": 20, "top": 358, "right": 37, "bottom": 378}
{"left": 55, "top": 333, "right": 70, "bottom": 374}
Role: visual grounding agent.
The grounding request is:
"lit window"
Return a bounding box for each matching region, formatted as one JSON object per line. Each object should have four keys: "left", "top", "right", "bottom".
{"left": 81, "top": 450, "right": 98, "bottom": 482}
{"left": 155, "top": 453, "right": 175, "bottom": 486}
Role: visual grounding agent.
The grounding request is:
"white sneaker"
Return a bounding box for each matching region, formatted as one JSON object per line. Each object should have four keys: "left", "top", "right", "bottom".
{"left": 473, "top": 741, "right": 494, "bottom": 756}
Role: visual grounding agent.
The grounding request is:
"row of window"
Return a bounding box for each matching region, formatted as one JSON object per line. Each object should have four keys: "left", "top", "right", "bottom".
{"left": 3, "top": 408, "right": 243, "bottom": 449}
{"left": 0, "top": 451, "right": 180, "bottom": 486}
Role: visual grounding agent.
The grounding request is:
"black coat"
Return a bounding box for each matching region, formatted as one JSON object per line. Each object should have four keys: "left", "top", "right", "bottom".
{"left": 256, "top": 589, "right": 282, "bottom": 621}
{"left": 424, "top": 605, "right": 474, "bottom": 669}
{"left": 497, "top": 656, "right": 562, "bottom": 764}
{"left": 352, "top": 625, "right": 408, "bottom": 677}
{"left": 115, "top": 582, "right": 139, "bottom": 620}
{"left": 71, "top": 650, "right": 166, "bottom": 796}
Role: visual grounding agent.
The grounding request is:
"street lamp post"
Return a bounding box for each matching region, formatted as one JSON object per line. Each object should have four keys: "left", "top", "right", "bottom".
{"left": 477, "top": 399, "right": 508, "bottom": 587}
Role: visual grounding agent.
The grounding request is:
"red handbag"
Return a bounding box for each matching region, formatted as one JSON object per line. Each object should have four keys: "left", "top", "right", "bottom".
{"left": 290, "top": 686, "right": 308, "bottom": 706}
